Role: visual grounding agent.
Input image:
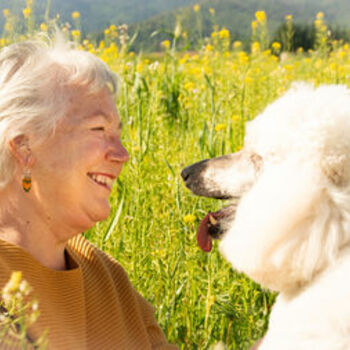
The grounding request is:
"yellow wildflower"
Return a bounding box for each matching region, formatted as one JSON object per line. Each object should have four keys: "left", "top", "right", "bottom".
{"left": 251, "top": 41, "right": 260, "bottom": 54}
{"left": 285, "top": 14, "right": 293, "bottom": 22}
{"left": 251, "top": 20, "right": 258, "bottom": 31}
{"left": 219, "top": 27, "right": 230, "bottom": 39}
{"left": 188, "top": 66, "right": 201, "bottom": 77}
{"left": 329, "top": 62, "right": 337, "bottom": 71}
{"left": 184, "top": 82, "right": 195, "bottom": 91}
{"left": 184, "top": 214, "right": 196, "bottom": 224}
{"left": 161, "top": 40, "right": 171, "bottom": 49}
{"left": 272, "top": 42, "right": 281, "bottom": 51}
{"left": 205, "top": 44, "right": 213, "bottom": 52}
{"left": 316, "top": 12, "right": 324, "bottom": 20}
{"left": 71, "top": 30, "right": 80, "bottom": 38}
{"left": 136, "top": 63, "right": 144, "bottom": 73}
{"left": 104, "top": 29, "right": 110, "bottom": 35}
{"left": 233, "top": 41, "right": 242, "bottom": 49}
{"left": 283, "top": 64, "right": 294, "bottom": 71}
{"left": 338, "top": 50, "right": 346, "bottom": 60}
{"left": 209, "top": 8, "right": 215, "bottom": 15}
{"left": 179, "top": 55, "right": 189, "bottom": 65}
{"left": 314, "top": 19, "right": 322, "bottom": 27}
{"left": 23, "top": 7, "right": 31, "bottom": 19}
{"left": 297, "top": 47, "right": 304, "bottom": 54}
{"left": 193, "top": 4, "right": 200, "bottom": 12}
{"left": 40, "top": 23, "right": 48, "bottom": 31}
{"left": 2, "top": 8, "right": 10, "bottom": 17}
{"left": 244, "top": 76, "right": 253, "bottom": 84}
{"left": 72, "top": 11, "right": 80, "bottom": 19}
{"left": 232, "top": 115, "right": 240, "bottom": 123}
{"left": 5, "top": 271, "right": 22, "bottom": 293}
{"left": 238, "top": 51, "right": 249, "bottom": 64}
{"left": 109, "top": 24, "right": 117, "bottom": 31}
{"left": 215, "top": 123, "right": 226, "bottom": 132}
{"left": 255, "top": 10, "right": 267, "bottom": 23}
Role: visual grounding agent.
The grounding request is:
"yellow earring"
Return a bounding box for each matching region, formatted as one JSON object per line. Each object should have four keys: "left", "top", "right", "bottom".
{"left": 22, "top": 168, "right": 31, "bottom": 193}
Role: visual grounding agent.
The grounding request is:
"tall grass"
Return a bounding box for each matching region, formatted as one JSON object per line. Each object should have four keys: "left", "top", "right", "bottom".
{"left": 2, "top": 5, "right": 350, "bottom": 349}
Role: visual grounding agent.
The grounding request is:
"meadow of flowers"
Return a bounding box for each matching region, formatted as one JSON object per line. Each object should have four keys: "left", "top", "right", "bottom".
{"left": 2, "top": 2, "right": 350, "bottom": 349}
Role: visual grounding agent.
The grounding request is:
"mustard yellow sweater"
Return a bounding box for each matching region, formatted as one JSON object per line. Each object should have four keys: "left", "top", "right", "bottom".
{"left": 0, "top": 234, "right": 178, "bottom": 349}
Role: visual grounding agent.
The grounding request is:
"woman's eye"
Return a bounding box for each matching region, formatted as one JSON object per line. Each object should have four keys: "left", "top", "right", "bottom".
{"left": 91, "top": 127, "right": 105, "bottom": 131}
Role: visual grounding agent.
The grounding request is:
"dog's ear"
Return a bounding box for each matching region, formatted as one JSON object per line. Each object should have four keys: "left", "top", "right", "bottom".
{"left": 321, "top": 155, "right": 348, "bottom": 186}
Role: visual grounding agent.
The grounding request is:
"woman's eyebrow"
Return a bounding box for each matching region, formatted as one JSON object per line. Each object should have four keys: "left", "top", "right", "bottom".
{"left": 86, "top": 111, "right": 123, "bottom": 130}
{"left": 86, "top": 111, "right": 112, "bottom": 122}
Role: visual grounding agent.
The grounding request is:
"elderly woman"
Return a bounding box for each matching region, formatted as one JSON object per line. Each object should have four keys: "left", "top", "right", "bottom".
{"left": 0, "top": 39, "right": 177, "bottom": 349}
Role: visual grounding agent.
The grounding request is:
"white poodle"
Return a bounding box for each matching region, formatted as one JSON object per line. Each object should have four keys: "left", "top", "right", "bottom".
{"left": 181, "top": 83, "right": 350, "bottom": 349}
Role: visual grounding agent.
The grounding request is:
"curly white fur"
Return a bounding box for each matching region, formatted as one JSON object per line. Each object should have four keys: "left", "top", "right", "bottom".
{"left": 218, "top": 84, "right": 350, "bottom": 349}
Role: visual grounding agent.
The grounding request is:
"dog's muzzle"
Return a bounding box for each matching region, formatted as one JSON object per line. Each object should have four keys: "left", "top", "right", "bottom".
{"left": 181, "top": 160, "right": 231, "bottom": 199}
{"left": 181, "top": 160, "right": 239, "bottom": 252}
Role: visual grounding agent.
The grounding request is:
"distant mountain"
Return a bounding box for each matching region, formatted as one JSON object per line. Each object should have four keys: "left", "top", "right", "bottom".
{"left": 130, "top": 0, "right": 350, "bottom": 51}
{"left": 0, "top": 0, "right": 195, "bottom": 32}
{"left": 1, "top": 0, "right": 350, "bottom": 51}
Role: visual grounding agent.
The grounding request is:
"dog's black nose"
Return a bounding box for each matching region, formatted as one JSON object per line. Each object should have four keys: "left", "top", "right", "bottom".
{"left": 181, "top": 166, "right": 191, "bottom": 182}
{"left": 181, "top": 160, "right": 209, "bottom": 183}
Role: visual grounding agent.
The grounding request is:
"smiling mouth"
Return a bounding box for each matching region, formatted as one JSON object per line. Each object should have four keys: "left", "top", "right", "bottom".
{"left": 87, "top": 173, "right": 114, "bottom": 190}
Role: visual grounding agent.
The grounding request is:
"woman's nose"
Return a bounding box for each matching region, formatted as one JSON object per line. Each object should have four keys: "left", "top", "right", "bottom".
{"left": 106, "top": 138, "right": 129, "bottom": 163}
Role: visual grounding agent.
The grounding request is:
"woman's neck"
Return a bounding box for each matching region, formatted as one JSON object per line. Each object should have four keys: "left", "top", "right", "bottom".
{"left": 0, "top": 185, "right": 76, "bottom": 270}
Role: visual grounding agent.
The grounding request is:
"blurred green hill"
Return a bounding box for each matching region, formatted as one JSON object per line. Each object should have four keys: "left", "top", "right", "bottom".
{"left": 0, "top": 0, "right": 195, "bottom": 32}
{"left": 130, "top": 0, "right": 350, "bottom": 51}
{"left": 1, "top": 0, "right": 350, "bottom": 51}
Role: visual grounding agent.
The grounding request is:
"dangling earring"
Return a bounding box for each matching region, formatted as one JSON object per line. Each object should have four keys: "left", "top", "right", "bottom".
{"left": 22, "top": 168, "right": 31, "bottom": 193}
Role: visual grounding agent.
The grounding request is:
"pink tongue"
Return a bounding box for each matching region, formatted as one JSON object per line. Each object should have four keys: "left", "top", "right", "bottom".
{"left": 197, "top": 213, "right": 213, "bottom": 252}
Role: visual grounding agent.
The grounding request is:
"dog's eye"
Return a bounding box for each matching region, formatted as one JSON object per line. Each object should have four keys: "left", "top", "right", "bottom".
{"left": 250, "top": 153, "right": 263, "bottom": 171}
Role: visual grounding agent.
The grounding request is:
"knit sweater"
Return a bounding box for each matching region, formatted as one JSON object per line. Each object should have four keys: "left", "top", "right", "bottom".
{"left": 0, "top": 234, "right": 178, "bottom": 350}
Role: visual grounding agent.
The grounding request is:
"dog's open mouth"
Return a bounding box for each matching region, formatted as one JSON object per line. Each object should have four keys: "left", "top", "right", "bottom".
{"left": 197, "top": 205, "right": 236, "bottom": 252}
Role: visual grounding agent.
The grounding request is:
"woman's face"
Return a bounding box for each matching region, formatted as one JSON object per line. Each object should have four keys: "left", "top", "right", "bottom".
{"left": 31, "top": 87, "right": 129, "bottom": 234}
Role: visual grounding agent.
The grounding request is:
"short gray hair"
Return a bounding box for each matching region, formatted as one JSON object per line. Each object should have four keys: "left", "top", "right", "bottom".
{"left": 0, "top": 36, "right": 119, "bottom": 188}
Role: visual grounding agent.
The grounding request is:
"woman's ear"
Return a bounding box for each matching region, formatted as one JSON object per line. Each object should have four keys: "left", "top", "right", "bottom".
{"left": 8, "top": 135, "right": 35, "bottom": 167}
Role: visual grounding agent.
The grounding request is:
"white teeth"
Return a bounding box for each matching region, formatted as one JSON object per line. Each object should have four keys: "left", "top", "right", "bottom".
{"left": 89, "top": 173, "right": 113, "bottom": 188}
{"left": 96, "top": 175, "right": 106, "bottom": 184}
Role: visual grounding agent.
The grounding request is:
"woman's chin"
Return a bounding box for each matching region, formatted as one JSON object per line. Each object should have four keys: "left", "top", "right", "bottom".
{"left": 77, "top": 202, "right": 111, "bottom": 229}
{"left": 93, "top": 202, "right": 111, "bottom": 222}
